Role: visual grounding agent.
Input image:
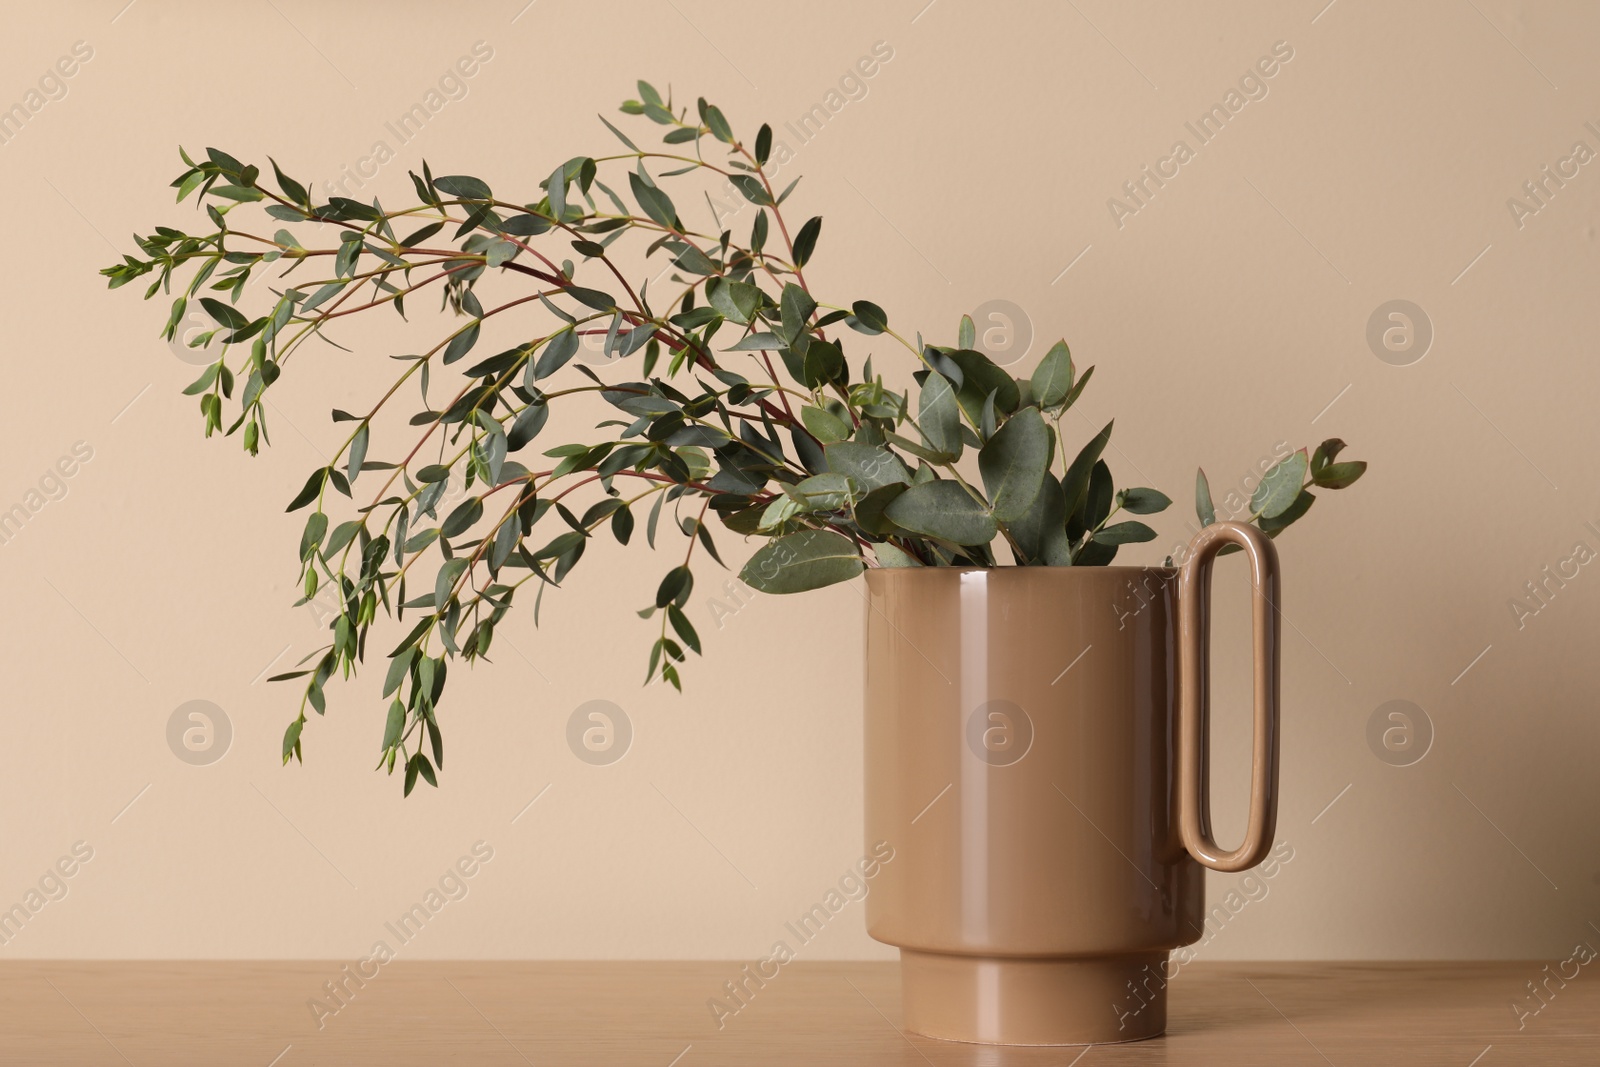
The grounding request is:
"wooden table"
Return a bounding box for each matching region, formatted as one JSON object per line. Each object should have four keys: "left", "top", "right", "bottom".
{"left": 1, "top": 961, "right": 1591, "bottom": 1065}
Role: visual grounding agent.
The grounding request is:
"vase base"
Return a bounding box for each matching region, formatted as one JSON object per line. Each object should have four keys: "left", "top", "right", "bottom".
{"left": 898, "top": 949, "right": 1167, "bottom": 1045}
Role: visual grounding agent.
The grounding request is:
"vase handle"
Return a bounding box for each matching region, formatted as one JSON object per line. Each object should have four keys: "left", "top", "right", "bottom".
{"left": 1175, "top": 521, "right": 1281, "bottom": 872}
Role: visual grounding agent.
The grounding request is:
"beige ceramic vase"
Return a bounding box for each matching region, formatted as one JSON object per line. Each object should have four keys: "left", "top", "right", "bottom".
{"left": 862, "top": 521, "right": 1281, "bottom": 1045}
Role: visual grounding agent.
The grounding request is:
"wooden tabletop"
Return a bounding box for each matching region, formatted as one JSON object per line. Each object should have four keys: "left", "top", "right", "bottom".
{"left": 0, "top": 961, "right": 1590, "bottom": 1065}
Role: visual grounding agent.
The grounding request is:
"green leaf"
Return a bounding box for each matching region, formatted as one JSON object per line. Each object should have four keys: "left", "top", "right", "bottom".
{"left": 1311, "top": 460, "right": 1366, "bottom": 489}
{"left": 801, "top": 339, "right": 844, "bottom": 387}
{"left": 948, "top": 349, "right": 1020, "bottom": 421}
{"left": 792, "top": 216, "right": 821, "bottom": 267}
{"left": 1084, "top": 460, "right": 1114, "bottom": 529}
{"left": 1120, "top": 487, "right": 1170, "bottom": 515}
{"left": 599, "top": 112, "right": 640, "bottom": 151}
{"left": 282, "top": 719, "right": 303, "bottom": 763}
{"left": 917, "top": 372, "right": 962, "bottom": 460}
{"left": 801, "top": 406, "right": 851, "bottom": 444}
{"left": 739, "top": 529, "right": 864, "bottom": 594}
{"left": 1094, "top": 520, "right": 1157, "bottom": 545}
{"left": 729, "top": 174, "right": 772, "bottom": 207}
{"left": 668, "top": 603, "right": 702, "bottom": 654}
{"left": 724, "top": 332, "right": 785, "bottom": 351}
{"left": 508, "top": 403, "right": 549, "bottom": 450}
{"left": 442, "top": 321, "right": 480, "bottom": 365}
{"left": 884, "top": 480, "right": 997, "bottom": 545}
{"left": 441, "top": 497, "right": 483, "bottom": 537}
{"left": 1009, "top": 476, "right": 1070, "bottom": 565}
{"left": 1260, "top": 488, "right": 1316, "bottom": 535}
{"left": 546, "top": 161, "right": 567, "bottom": 221}
{"left": 269, "top": 156, "right": 308, "bottom": 205}
{"left": 1196, "top": 468, "right": 1217, "bottom": 526}
{"left": 286, "top": 467, "right": 328, "bottom": 512}
{"left": 381, "top": 699, "right": 405, "bottom": 751}
{"left": 979, "top": 407, "right": 1051, "bottom": 522}
{"left": 1062, "top": 421, "right": 1112, "bottom": 519}
{"left": 1310, "top": 438, "right": 1346, "bottom": 474}
{"left": 299, "top": 511, "right": 328, "bottom": 561}
{"left": 384, "top": 647, "right": 416, "bottom": 699}
{"left": 564, "top": 286, "right": 615, "bottom": 311}
{"left": 200, "top": 297, "right": 248, "bottom": 331}
{"left": 874, "top": 542, "right": 923, "bottom": 568}
{"left": 825, "top": 441, "right": 912, "bottom": 492}
{"left": 1251, "top": 450, "right": 1309, "bottom": 519}
{"left": 779, "top": 283, "right": 815, "bottom": 345}
{"left": 629, "top": 171, "right": 678, "bottom": 229}
{"left": 347, "top": 424, "right": 369, "bottom": 482}
{"left": 434, "top": 175, "right": 491, "bottom": 200}
{"left": 1030, "top": 340, "right": 1073, "bottom": 408}
{"left": 755, "top": 124, "right": 772, "bottom": 164}
{"left": 655, "top": 565, "right": 692, "bottom": 608}
{"left": 698, "top": 98, "right": 734, "bottom": 143}
{"left": 534, "top": 329, "right": 580, "bottom": 379}
{"left": 958, "top": 314, "right": 976, "bottom": 350}
{"left": 709, "top": 279, "right": 762, "bottom": 324}
{"left": 790, "top": 472, "right": 852, "bottom": 512}
{"left": 850, "top": 300, "right": 888, "bottom": 335}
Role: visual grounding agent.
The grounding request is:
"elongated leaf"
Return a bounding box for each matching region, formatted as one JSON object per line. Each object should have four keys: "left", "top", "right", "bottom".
{"left": 534, "top": 330, "right": 580, "bottom": 379}
{"left": 1062, "top": 421, "right": 1112, "bottom": 519}
{"left": 825, "top": 441, "right": 912, "bottom": 492}
{"left": 442, "top": 321, "right": 480, "bottom": 365}
{"left": 792, "top": 216, "right": 821, "bottom": 267}
{"left": 949, "top": 349, "right": 1019, "bottom": 420}
{"left": 884, "top": 480, "right": 996, "bottom": 545}
{"left": 917, "top": 372, "right": 962, "bottom": 460}
{"left": 1311, "top": 460, "right": 1366, "bottom": 489}
{"left": 739, "top": 529, "right": 864, "bottom": 593}
{"left": 801, "top": 406, "right": 851, "bottom": 444}
{"left": 1008, "top": 475, "right": 1070, "bottom": 565}
{"left": 434, "top": 175, "right": 491, "bottom": 199}
{"left": 1260, "top": 488, "right": 1315, "bottom": 535}
{"left": 1251, "top": 450, "right": 1308, "bottom": 519}
{"left": 1031, "top": 340, "right": 1073, "bottom": 408}
{"left": 629, "top": 171, "right": 678, "bottom": 229}
{"left": 1094, "top": 520, "right": 1157, "bottom": 545}
{"left": 874, "top": 542, "right": 923, "bottom": 567}
{"left": 1120, "top": 487, "right": 1170, "bottom": 515}
{"left": 709, "top": 279, "right": 762, "bottom": 324}
{"left": 850, "top": 300, "right": 888, "bottom": 335}
{"left": 780, "top": 283, "right": 815, "bottom": 345}
{"left": 979, "top": 407, "right": 1051, "bottom": 522}
{"left": 1196, "top": 468, "right": 1217, "bottom": 526}
{"left": 286, "top": 467, "right": 327, "bottom": 512}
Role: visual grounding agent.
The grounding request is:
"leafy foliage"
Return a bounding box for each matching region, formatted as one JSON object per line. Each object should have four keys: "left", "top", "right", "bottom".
{"left": 102, "top": 82, "right": 1366, "bottom": 793}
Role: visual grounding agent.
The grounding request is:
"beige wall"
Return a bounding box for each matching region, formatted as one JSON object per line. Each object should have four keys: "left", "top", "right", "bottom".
{"left": 0, "top": 0, "right": 1595, "bottom": 964}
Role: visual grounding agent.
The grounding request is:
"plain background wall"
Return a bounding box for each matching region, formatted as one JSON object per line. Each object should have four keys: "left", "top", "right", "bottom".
{"left": 0, "top": 0, "right": 1596, "bottom": 963}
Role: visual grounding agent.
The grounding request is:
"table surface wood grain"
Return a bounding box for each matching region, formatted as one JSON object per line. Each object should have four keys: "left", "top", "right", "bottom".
{"left": 0, "top": 961, "right": 1591, "bottom": 1065}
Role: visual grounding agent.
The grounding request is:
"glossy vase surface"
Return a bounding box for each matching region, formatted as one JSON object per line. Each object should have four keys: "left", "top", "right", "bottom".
{"left": 862, "top": 522, "right": 1281, "bottom": 1045}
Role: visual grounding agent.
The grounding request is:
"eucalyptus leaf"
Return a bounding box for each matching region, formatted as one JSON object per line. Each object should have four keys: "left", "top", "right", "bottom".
{"left": 884, "top": 480, "right": 996, "bottom": 545}
{"left": 739, "top": 530, "right": 863, "bottom": 593}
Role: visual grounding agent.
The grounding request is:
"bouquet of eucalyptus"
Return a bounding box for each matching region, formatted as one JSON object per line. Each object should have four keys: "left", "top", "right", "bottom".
{"left": 103, "top": 82, "right": 1365, "bottom": 793}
